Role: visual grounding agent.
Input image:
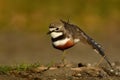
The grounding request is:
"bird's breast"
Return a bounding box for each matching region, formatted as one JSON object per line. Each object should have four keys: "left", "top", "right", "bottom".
{"left": 53, "top": 38, "right": 74, "bottom": 50}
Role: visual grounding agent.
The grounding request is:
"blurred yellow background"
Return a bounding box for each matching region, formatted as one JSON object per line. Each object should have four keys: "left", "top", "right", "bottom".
{"left": 0, "top": 0, "right": 120, "bottom": 65}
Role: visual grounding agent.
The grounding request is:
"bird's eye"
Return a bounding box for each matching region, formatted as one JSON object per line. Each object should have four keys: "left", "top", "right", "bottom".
{"left": 56, "top": 28, "right": 59, "bottom": 30}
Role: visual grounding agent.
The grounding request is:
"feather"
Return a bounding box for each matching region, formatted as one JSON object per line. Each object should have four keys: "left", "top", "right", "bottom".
{"left": 60, "top": 20, "right": 112, "bottom": 68}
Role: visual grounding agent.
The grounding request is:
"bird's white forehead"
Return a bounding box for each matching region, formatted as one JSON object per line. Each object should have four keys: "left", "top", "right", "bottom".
{"left": 49, "top": 28, "right": 56, "bottom": 31}
{"left": 49, "top": 25, "right": 63, "bottom": 31}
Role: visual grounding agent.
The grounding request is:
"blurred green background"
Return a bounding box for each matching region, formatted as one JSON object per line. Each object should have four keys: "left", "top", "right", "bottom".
{"left": 0, "top": 0, "right": 120, "bottom": 65}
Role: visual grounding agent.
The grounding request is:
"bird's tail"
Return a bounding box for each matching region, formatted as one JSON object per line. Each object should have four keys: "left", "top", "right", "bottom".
{"left": 87, "top": 37, "right": 112, "bottom": 68}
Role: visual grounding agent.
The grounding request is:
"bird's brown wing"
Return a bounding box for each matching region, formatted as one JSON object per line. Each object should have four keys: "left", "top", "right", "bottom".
{"left": 60, "top": 20, "right": 112, "bottom": 68}
{"left": 60, "top": 20, "right": 89, "bottom": 44}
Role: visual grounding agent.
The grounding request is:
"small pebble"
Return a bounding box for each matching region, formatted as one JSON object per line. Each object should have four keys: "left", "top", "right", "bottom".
{"left": 110, "top": 69, "right": 114, "bottom": 72}
{"left": 77, "top": 73, "right": 81, "bottom": 76}
{"left": 115, "top": 72, "right": 119, "bottom": 75}
{"left": 87, "top": 63, "right": 92, "bottom": 67}
{"left": 111, "top": 63, "right": 115, "bottom": 66}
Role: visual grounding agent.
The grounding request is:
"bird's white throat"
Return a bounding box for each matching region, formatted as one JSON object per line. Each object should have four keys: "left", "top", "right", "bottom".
{"left": 50, "top": 32, "right": 63, "bottom": 38}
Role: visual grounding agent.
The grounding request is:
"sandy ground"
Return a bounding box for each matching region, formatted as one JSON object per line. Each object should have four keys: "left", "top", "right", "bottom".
{"left": 0, "top": 62, "right": 120, "bottom": 80}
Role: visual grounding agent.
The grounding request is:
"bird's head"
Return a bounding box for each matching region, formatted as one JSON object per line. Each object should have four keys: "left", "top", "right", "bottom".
{"left": 47, "top": 20, "right": 66, "bottom": 38}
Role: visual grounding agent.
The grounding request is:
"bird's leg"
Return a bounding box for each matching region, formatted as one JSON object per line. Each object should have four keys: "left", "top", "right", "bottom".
{"left": 96, "top": 55, "right": 113, "bottom": 69}
{"left": 61, "top": 50, "right": 67, "bottom": 65}
{"left": 96, "top": 55, "right": 105, "bottom": 66}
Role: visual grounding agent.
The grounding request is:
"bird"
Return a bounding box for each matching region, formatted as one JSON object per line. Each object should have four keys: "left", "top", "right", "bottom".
{"left": 47, "top": 19, "right": 112, "bottom": 68}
